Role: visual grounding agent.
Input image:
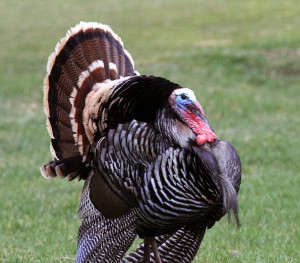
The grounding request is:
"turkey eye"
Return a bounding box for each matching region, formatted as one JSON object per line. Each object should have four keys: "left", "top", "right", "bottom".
{"left": 181, "top": 94, "right": 187, "bottom": 100}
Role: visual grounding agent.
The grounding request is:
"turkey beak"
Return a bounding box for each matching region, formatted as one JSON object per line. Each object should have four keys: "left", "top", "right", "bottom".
{"left": 189, "top": 101, "right": 205, "bottom": 117}
{"left": 187, "top": 101, "right": 206, "bottom": 122}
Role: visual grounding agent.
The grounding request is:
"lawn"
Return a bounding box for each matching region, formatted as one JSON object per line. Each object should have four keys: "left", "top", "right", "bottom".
{"left": 0, "top": 0, "right": 299, "bottom": 262}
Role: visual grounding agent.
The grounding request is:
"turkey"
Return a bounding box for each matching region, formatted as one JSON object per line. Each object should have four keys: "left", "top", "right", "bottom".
{"left": 41, "top": 22, "right": 241, "bottom": 263}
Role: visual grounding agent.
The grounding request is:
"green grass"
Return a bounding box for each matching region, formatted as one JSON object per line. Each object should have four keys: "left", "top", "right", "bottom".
{"left": 0, "top": 0, "right": 299, "bottom": 262}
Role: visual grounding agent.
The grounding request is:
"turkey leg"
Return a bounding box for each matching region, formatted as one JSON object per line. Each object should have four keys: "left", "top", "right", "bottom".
{"left": 142, "top": 237, "right": 151, "bottom": 263}
{"left": 150, "top": 237, "right": 163, "bottom": 263}
{"left": 142, "top": 237, "right": 163, "bottom": 263}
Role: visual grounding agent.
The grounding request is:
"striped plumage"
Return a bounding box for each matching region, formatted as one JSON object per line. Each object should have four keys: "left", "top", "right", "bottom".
{"left": 41, "top": 22, "right": 242, "bottom": 263}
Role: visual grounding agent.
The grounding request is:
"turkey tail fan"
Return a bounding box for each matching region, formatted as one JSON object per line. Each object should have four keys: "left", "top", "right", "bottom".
{"left": 123, "top": 227, "right": 206, "bottom": 263}
{"left": 41, "top": 22, "right": 136, "bottom": 180}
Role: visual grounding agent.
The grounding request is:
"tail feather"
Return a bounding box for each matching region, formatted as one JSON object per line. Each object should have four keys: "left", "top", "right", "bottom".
{"left": 41, "top": 22, "right": 135, "bottom": 180}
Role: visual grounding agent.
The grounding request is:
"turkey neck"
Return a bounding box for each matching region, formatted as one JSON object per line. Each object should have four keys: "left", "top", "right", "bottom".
{"left": 154, "top": 107, "right": 196, "bottom": 149}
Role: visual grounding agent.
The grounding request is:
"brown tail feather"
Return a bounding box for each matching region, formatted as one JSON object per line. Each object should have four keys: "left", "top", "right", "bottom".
{"left": 42, "top": 22, "right": 135, "bottom": 180}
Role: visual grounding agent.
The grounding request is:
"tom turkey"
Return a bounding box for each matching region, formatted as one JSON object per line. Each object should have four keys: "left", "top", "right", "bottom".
{"left": 41, "top": 22, "right": 241, "bottom": 263}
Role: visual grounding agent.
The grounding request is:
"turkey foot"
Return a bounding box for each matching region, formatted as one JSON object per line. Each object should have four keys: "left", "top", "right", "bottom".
{"left": 142, "top": 237, "right": 163, "bottom": 263}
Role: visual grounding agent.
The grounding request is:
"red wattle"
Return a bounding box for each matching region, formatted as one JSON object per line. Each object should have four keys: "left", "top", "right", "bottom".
{"left": 176, "top": 98, "right": 217, "bottom": 146}
{"left": 196, "top": 135, "right": 207, "bottom": 146}
{"left": 206, "top": 132, "right": 217, "bottom": 142}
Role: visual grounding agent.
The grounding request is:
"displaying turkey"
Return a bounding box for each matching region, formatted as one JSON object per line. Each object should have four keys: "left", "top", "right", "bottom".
{"left": 41, "top": 22, "right": 241, "bottom": 263}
